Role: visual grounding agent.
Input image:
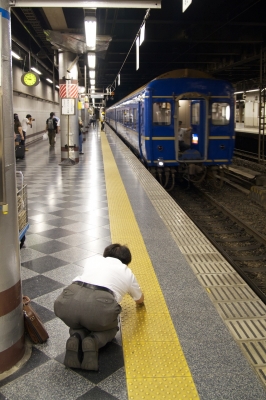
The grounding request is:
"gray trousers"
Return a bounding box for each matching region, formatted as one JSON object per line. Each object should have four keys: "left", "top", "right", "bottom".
{"left": 54, "top": 283, "right": 121, "bottom": 349}
{"left": 48, "top": 129, "right": 55, "bottom": 145}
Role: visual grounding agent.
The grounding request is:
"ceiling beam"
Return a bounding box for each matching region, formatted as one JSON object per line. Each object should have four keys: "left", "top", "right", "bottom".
{"left": 10, "top": 0, "right": 161, "bottom": 8}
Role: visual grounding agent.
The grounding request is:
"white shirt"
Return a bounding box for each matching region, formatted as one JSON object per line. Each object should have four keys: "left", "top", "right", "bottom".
{"left": 21, "top": 118, "right": 29, "bottom": 132}
{"left": 178, "top": 127, "right": 186, "bottom": 141}
{"left": 73, "top": 256, "right": 142, "bottom": 303}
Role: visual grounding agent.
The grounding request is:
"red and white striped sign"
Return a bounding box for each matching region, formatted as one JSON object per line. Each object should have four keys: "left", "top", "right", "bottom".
{"left": 59, "top": 80, "right": 78, "bottom": 98}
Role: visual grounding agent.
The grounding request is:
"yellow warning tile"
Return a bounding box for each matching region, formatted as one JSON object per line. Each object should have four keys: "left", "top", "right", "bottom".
{"left": 127, "top": 377, "right": 199, "bottom": 400}
{"left": 121, "top": 312, "right": 178, "bottom": 342}
{"left": 101, "top": 133, "right": 199, "bottom": 399}
{"left": 123, "top": 341, "right": 191, "bottom": 378}
{"left": 121, "top": 291, "right": 169, "bottom": 315}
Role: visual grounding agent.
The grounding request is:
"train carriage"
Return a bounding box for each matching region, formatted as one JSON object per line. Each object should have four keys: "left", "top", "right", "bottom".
{"left": 106, "top": 69, "right": 235, "bottom": 188}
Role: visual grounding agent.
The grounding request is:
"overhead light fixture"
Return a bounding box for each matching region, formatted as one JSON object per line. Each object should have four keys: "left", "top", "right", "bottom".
{"left": 56, "top": 85, "right": 59, "bottom": 89}
{"left": 88, "top": 53, "right": 96, "bottom": 69}
{"left": 90, "top": 79, "right": 95, "bottom": 85}
{"left": 11, "top": 51, "right": 22, "bottom": 60}
{"left": 140, "top": 23, "right": 145, "bottom": 45}
{"left": 31, "top": 67, "right": 42, "bottom": 75}
{"left": 89, "top": 70, "right": 95, "bottom": 79}
{"left": 85, "top": 16, "right": 97, "bottom": 49}
{"left": 78, "top": 86, "right": 86, "bottom": 93}
{"left": 136, "top": 36, "right": 139, "bottom": 70}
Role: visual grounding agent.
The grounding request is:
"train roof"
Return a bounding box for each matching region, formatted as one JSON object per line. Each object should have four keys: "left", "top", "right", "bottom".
{"left": 108, "top": 69, "right": 224, "bottom": 109}
{"left": 155, "top": 69, "right": 215, "bottom": 80}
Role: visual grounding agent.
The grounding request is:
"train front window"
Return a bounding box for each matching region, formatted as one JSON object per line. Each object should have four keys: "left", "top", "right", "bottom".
{"left": 153, "top": 102, "right": 171, "bottom": 125}
{"left": 212, "top": 103, "right": 230, "bottom": 125}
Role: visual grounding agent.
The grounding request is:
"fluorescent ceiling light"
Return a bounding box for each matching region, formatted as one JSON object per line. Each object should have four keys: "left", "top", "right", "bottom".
{"left": 56, "top": 85, "right": 59, "bottom": 89}
{"left": 85, "top": 16, "right": 97, "bottom": 49}
{"left": 31, "top": 67, "right": 42, "bottom": 75}
{"left": 246, "top": 89, "right": 259, "bottom": 93}
{"left": 46, "top": 78, "right": 53, "bottom": 83}
{"left": 88, "top": 53, "right": 96, "bottom": 69}
{"left": 90, "top": 79, "right": 95, "bottom": 85}
{"left": 136, "top": 36, "right": 139, "bottom": 70}
{"left": 89, "top": 70, "right": 95, "bottom": 79}
{"left": 140, "top": 23, "right": 145, "bottom": 46}
{"left": 78, "top": 86, "right": 86, "bottom": 93}
{"left": 11, "top": 51, "right": 22, "bottom": 60}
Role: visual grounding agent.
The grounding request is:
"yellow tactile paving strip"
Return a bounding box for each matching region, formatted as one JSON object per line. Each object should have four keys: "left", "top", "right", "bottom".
{"left": 101, "top": 132, "right": 199, "bottom": 400}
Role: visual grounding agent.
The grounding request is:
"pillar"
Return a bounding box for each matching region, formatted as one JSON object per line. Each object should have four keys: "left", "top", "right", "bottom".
{"left": 58, "top": 51, "right": 79, "bottom": 163}
{"left": 0, "top": 0, "right": 25, "bottom": 373}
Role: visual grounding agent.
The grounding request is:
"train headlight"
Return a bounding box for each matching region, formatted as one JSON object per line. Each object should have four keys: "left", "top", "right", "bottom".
{"left": 157, "top": 157, "right": 164, "bottom": 167}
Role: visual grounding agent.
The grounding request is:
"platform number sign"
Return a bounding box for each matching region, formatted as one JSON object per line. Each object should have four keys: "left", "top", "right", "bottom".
{"left": 183, "top": 0, "right": 192, "bottom": 12}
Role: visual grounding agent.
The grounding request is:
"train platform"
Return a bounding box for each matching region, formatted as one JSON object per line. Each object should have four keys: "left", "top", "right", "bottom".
{"left": 0, "top": 125, "right": 266, "bottom": 400}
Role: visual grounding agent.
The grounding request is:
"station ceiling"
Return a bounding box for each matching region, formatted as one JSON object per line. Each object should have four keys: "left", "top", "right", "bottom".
{"left": 10, "top": 0, "right": 266, "bottom": 102}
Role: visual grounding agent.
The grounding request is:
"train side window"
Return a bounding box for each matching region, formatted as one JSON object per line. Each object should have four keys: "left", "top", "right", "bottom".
{"left": 153, "top": 102, "right": 171, "bottom": 125}
{"left": 123, "top": 109, "right": 130, "bottom": 125}
{"left": 133, "top": 108, "right": 137, "bottom": 129}
{"left": 212, "top": 103, "right": 230, "bottom": 125}
{"left": 192, "top": 103, "right": 200, "bottom": 125}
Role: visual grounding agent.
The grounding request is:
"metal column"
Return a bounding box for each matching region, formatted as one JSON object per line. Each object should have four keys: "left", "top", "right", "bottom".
{"left": 58, "top": 51, "right": 79, "bottom": 164}
{"left": 258, "top": 47, "right": 266, "bottom": 163}
{"left": 0, "top": 0, "right": 25, "bottom": 373}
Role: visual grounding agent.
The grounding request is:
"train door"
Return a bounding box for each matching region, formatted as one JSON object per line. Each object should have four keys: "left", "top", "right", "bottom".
{"left": 190, "top": 99, "right": 207, "bottom": 157}
{"left": 174, "top": 95, "right": 208, "bottom": 161}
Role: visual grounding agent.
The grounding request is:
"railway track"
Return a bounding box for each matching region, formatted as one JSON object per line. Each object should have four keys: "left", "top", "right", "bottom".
{"left": 171, "top": 180, "right": 266, "bottom": 303}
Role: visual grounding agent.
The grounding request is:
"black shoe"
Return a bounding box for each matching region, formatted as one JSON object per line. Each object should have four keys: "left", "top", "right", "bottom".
{"left": 81, "top": 336, "right": 98, "bottom": 371}
{"left": 79, "top": 152, "right": 84, "bottom": 154}
{"left": 64, "top": 334, "right": 82, "bottom": 369}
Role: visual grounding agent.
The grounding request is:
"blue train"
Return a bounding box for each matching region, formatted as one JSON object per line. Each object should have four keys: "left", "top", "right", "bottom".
{"left": 106, "top": 69, "right": 235, "bottom": 189}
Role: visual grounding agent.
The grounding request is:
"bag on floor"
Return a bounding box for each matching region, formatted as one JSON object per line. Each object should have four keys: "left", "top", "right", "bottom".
{"left": 23, "top": 296, "right": 49, "bottom": 344}
{"left": 43, "top": 131, "right": 48, "bottom": 140}
{"left": 15, "top": 145, "right": 25, "bottom": 159}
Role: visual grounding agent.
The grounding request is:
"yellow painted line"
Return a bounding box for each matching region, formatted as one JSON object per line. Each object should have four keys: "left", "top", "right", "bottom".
{"left": 209, "top": 136, "right": 231, "bottom": 140}
{"left": 101, "top": 132, "right": 199, "bottom": 400}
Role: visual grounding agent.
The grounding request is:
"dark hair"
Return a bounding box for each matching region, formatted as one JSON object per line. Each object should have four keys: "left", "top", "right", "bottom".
{"left": 50, "top": 112, "right": 55, "bottom": 117}
{"left": 26, "top": 114, "right": 32, "bottom": 118}
{"left": 103, "top": 244, "right": 132, "bottom": 265}
{"left": 14, "top": 113, "right": 19, "bottom": 121}
{"left": 179, "top": 121, "right": 182, "bottom": 125}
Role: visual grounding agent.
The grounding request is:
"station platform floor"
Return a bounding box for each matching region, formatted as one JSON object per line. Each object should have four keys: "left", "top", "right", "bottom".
{"left": 0, "top": 125, "right": 266, "bottom": 400}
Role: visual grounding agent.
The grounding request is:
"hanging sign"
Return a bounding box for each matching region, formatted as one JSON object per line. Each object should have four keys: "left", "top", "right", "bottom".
{"left": 59, "top": 79, "right": 78, "bottom": 98}
{"left": 62, "top": 98, "right": 75, "bottom": 115}
{"left": 183, "top": 0, "right": 192, "bottom": 12}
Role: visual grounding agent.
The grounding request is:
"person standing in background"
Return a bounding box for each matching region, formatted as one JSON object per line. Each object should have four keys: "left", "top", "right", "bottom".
{"left": 21, "top": 114, "right": 35, "bottom": 151}
{"left": 14, "top": 113, "right": 24, "bottom": 145}
{"left": 46, "top": 112, "right": 58, "bottom": 147}
{"left": 79, "top": 117, "right": 84, "bottom": 155}
{"left": 178, "top": 120, "right": 191, "bottom": 152}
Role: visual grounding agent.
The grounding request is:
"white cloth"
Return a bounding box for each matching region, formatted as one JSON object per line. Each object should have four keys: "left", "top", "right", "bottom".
{"left": 21, "top": 118, "right": 29, "bottom": 132}
{"left": 178, "top": 127, "right": 186, "bottom": 141}
{"left": 73, "top": 256, "right": 142, "bottom": 303}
